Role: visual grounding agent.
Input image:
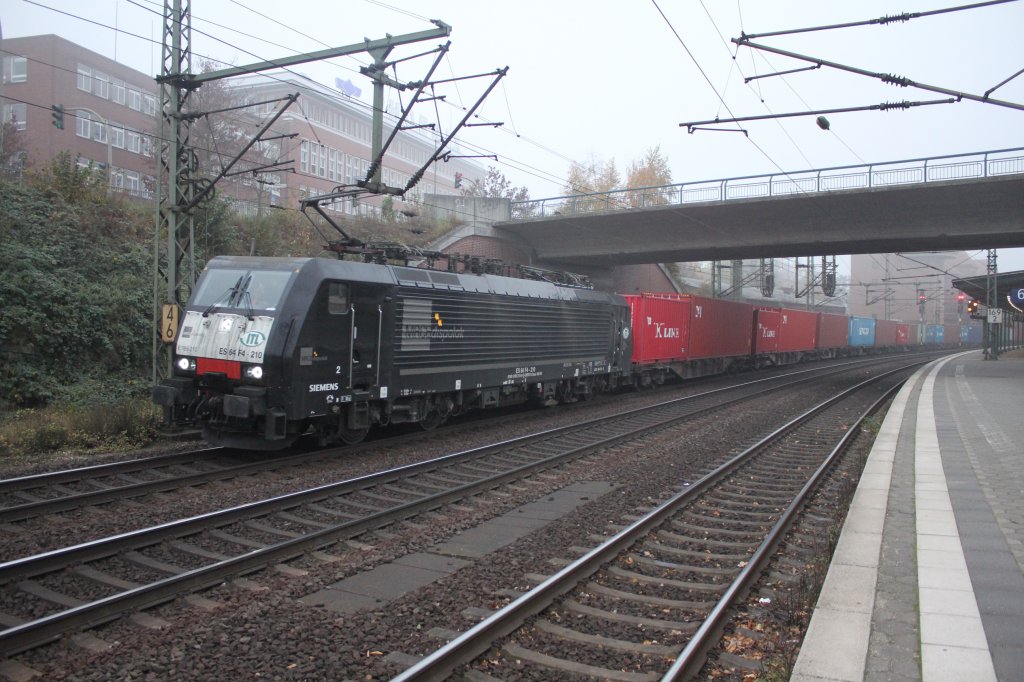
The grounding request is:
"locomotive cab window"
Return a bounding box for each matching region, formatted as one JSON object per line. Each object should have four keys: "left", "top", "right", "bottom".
{"left": 193, "top": 268, "right": 292, "bottom": 312}
{"left": 328, "top": 283, "right": 350, "bottom": 314}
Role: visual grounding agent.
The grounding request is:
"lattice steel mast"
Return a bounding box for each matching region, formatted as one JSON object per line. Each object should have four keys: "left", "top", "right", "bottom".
{"left": 152, "top": 3, "right": 453, "bottom": 381}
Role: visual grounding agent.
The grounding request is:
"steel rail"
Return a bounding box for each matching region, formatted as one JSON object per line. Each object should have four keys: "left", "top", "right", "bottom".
{"left": 0, "top": 446, "right": 216, "bottom": 492}
{"left": 391, "top": 361, "right": 919, "bottom": 681}
{"left": 1, "top": 356, "right": 860, "bottom": 580}
{"left": 0, "top": 401, "right": 565, "bottom": 522}
{"left": 0, "top": 355, "right": 924, "bottom": 525}
{"left": 0, "top": 359, "right": 901, "bottom": 656}
{"left": 660, "top": 376, "right": 906, "bottom": 680}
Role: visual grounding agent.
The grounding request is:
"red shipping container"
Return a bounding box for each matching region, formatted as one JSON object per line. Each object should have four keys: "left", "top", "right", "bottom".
{"left": 817, "top": 313, "right": 849, "bottom": 350}
{"left": 779, "top": 308, "right": 818, "bottom": 352}
{"left": 687, "top": 295, "right": 754, "bottom": 359}
{"left": 906, "top": 323, "right": 923, "bottom": 345}
{"left": 625, "top": 294, "right": 691, "bottom": 364}
{"left": 754, "top": 307, "right": 781, "bottom": 354}
{"left": 896, "top": 323, "right": 910, "bottom": 346}
{"left": 876, "top": 319, "right": 899, "bottom": 347}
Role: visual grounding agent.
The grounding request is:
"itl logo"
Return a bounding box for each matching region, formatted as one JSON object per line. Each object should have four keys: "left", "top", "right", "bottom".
{"left": 240, "top": 331, "right": 266, "bottom": 347}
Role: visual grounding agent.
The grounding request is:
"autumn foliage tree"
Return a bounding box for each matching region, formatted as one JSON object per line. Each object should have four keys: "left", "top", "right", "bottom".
{"left": 625, "top": 145, "right": 673, "bottom": 207}
{"left": 562, "top": 155, "right": 622, "bottom": 213}
{"left": 562, "top": 146, "right": 673, "bottom": 213}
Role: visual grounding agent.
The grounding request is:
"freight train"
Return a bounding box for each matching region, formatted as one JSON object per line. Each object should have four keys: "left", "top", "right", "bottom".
{"left": 153, "top": 257, "right": 976, "bottom": 450}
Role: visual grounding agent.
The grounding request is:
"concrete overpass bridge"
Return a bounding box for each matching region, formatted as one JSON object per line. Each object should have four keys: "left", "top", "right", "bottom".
{"left": 491, "top": 148, "right": 1024, "bottom": 271}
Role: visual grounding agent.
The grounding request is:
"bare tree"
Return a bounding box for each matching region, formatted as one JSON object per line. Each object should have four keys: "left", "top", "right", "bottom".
{"left": 562, "top": 155, "right": 622, "bottom": 213}
{"left": 461, "top": 165, "right": 535, "bottom": 219}
{"left": 185, "top": 62, "right": 287, "bottom": 216}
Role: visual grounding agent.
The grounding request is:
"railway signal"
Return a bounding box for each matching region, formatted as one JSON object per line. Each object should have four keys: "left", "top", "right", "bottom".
{"left": 51, "top": 104, "right": 64, "bottom": 129}
{"left": 967, "top": 299, "right": 982, "bottom": 319}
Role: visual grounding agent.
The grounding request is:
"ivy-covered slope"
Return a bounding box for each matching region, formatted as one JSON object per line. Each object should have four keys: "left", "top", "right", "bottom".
{"left": 0, "top": 162, "right": 153, "bottom": 408}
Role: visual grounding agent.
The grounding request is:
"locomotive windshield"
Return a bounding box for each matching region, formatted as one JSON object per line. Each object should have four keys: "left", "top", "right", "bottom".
{"left": 192, "top": 268, "right": 293, "bottom": 312}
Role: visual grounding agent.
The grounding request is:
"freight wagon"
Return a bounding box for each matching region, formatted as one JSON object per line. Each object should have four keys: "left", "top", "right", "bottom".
{"left": 625, "top": 293, "right": 754, "bottom": 384}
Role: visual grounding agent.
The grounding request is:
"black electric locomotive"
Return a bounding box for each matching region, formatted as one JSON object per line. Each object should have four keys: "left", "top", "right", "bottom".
{"left": 153, "top": 256, "right": 633, "bottom": 449}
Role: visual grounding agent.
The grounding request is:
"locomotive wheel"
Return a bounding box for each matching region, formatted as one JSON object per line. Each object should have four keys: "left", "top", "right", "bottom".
{"left": 338, "top": 425, "right": 369, "bottom": 445}
{"left": 420, "top": 409, "right": 446, "bottom": 431}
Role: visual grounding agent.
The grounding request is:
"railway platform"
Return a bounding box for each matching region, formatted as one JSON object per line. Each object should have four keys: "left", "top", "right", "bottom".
{"left": 792, "top": 349, "right": 1024, "bottom": 682}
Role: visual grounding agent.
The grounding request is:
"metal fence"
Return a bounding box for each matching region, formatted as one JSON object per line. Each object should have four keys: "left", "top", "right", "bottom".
{"left": 516, "top": 147, "right": 1024, "bottom": 220}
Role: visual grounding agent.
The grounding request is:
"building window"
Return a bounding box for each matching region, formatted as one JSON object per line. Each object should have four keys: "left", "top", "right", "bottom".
{"left": 75, "top": 110, "right": 92, "bottom": 139}
{"left": 124, "top": 170, "right": 141, "bottom": 194}
{"left": 126, "top": 128, "right": 141, "bottom": 154}
{"left": 141, "top": 135, "right": 153, "bottom": 158}
{"left": 127, "top": 88, "right": 142, "bottom": 111}
{"left": 111, "top": 78, "right": 126, "bottom": 105}
{"left": 91, "top": 117, "right": 107, "bottom": 144}
{"left": 3, "top": 56, "right": 27, "bottom": 83}
{"left": 77, "top": 64, "right": 92, "bottom": 91}
{"left": 309, "top": 143, "right": 320, "bottom": 176}
{"left": 93, "top": 71, "right": 109, "bottom": 99}
{"left": 110, "top": 121, "right": 125, "bottom": 148}
{"left": 300, "top": 139, "right": 309, "bottom": 173}
{"left": 143, "top": 94, "right": 157, "bottom": 117}
{"left": 110, "top": 168, "right": 125, "bottom": 190}
{"left": 2, "top": 102, "right": 27, "bottom": 131}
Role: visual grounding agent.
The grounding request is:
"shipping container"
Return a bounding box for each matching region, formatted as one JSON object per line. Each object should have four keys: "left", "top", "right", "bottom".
{"left": 961, "top": 323, "right": 983, "bottom": 345}
{"left": 875, "top": 319, "right": 899, "bottom": 347}
{"left": 688, "top": 296, "right": 755, "bottom": 359}
{"left": 848, "top": 316, "right": 876, "bottom": 347}
{"left": 625, "top": 294, "right": 691, "bottom": 364}
{"left": 896, "top": 323, "right": 911, "bottom": 346}
{"left": 817, "top": 312, "right": 849, "bottom": 351}
{"left": 753, "top": 307, "right": 781, "bottom": 355}
{"left": 925, "top": 324, "right": 944, "bottom": 344}
{"left": 906, "top": 323, "right": 924, "bottom": 345}
{"left": 779, "top": 308, "right": 818, "bottom": 352}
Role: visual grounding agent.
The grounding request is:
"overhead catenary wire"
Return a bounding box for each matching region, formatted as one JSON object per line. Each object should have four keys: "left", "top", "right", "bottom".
{"left": 18, "top": 0, "right": 649, "bottom": 201}
{"left": 738, "top": 0, "right": 1020, "bottom": 41}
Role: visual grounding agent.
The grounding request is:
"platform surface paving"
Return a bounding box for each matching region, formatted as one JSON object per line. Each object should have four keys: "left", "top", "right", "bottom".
{"left": 792, "top": 350, "right": 1024, "bottom": 682}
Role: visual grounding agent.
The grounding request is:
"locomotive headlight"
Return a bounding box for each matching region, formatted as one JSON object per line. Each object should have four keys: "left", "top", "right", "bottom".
{"left": 245, "top": 365, "right": 264, "bottom": 380}
{"left": 176, "top": 357, "right": 196, "bottom": 372}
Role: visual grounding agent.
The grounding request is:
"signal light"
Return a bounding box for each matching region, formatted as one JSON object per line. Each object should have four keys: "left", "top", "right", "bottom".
{"left": 51, "top": 104, "right": 65, "bottom": 130}
{"left": 454, "top": 172, "right": 463, "bottom": 189}
{"left": 956, "top": 292, "right": 965, "bottom": 302}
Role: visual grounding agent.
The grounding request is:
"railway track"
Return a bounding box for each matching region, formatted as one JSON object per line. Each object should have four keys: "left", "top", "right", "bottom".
{"left": 0, "top": 406, "right": 545, "bottom": 525}
{"left": 0, "top": 356, "right": 921, "bottom": 659}
{"left": 391, "top": 363, "right": 915, "bottom": 681}
{"left": 0, "top": 355, "right": 911, "bottom": 527}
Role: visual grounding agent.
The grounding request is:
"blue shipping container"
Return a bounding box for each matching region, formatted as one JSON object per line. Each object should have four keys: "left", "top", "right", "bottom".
{"left": 849, "top": 316, "right": 877, "bottom": 347}
{"left": 925, "top": 325, "right": 944, "bottom": 345}
{"left": 960, "top": 324, "right": 983, "bottom": 344}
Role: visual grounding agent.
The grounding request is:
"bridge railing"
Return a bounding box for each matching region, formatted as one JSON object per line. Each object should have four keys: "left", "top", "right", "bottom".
{"left": 515, "top": 147, "right": 1024, "bottom": 220}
